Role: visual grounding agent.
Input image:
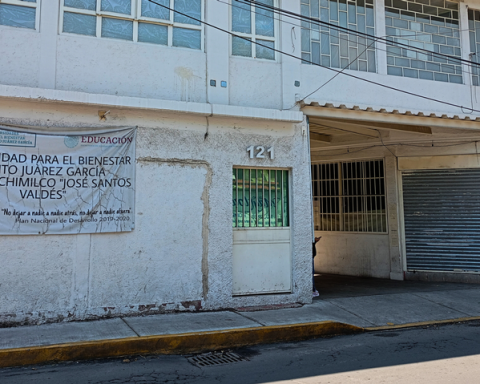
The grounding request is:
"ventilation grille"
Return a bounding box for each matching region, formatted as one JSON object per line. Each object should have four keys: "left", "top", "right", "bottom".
{"left": 187, "top": 351, "right": 249, "bottom": 367}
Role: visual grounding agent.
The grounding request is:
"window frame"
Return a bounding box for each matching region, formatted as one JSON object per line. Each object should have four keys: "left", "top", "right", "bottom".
{"left": 468, "top": 7, "right": 480, "bottom": 86}
{"left": 59, "top": 0, "right": 204, "bottom": 51}
{"left": 230, "top": 0, "right": 278, "bottom": 61}
{"left": 232, "top": 167, "right": 290, "bottom": 229}
{"left": 0, "top": 0, "right": 40, "bottom": 32}
{"left": 311, "top": 159, "right": 388, "bottom": 234}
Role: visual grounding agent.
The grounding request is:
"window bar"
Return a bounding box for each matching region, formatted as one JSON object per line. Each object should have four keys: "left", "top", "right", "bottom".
{"left": 376, "top": 160, "right": 381, "bottom": 232}
{"left": 280, "top": 170, "right": 284, "bottom": 227}
{"left": 343, "top": 163, "right": 347, "bottom": 232}
{"left": 262, "top": 169, "right": 266, "bottom": 227}
{"left": 268, "top": 169, "right": 272, "bottom": 227}
{"left": 251, "top": 168, "right": 256, "bottom": 227}
{"left": 321, "top": 164, "right": 325, "bottom": 231}
{"left": 274, "top": 169, "right": 278, "bottom": 227}
{"left": 345, "top": 162, "right": 349, "bottom": 231}
{"left": 319, "top": 164, "right": 323, "bottom": 231}
{"left": 355, "top": 162, "right": 359, "bottom": 232}
{"left": 329, "top": 167, "right": 332, "bottom": 232}
{"left": 376, "top": 162, "right": 381, "bottom": 233}
{"left": 362, "top": 161, "right": 367, "bottom": 233}
{"left": 248, "top": 168, "right": 252, "bottom": 227}
{"left": 380, "top": 160, "right": 385, "bottom": 232}
{"left": 239, "top": 169, "right": 243, "bottom": 228}
{"left": 338, "top": 163, "right": 343, "bottom": 232}
{"left": 283, "top": 171, "right": 290, "bottom": 227}
{"left": 234, "top": 169, "right": 238, "bottom": 228}
{"left": 258, "top": 169, "right": 263, "bottom": 227}
{"left": 372, "top": 162, "right": 377, "bottom": 232}
{"left": 243, "top": 169, "right": 248, "bottom": 228}
{"left": 356, "top": 162, "right": 359, "bottom": 232}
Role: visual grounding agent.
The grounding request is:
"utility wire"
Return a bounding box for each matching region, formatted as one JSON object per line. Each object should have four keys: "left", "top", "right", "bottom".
{"left": 147, "top": 0, "right": 480, "bottom": 114}
{"left": 223, "top": 0, "right": 474, "bottom": 108}
{"left": 240, "top": 0, "right": 480, "bottom": 69}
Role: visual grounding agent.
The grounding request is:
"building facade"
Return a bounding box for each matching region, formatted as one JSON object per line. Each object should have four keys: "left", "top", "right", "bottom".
{"left": 1, "top": 0, "right": 480, "bottom": 326}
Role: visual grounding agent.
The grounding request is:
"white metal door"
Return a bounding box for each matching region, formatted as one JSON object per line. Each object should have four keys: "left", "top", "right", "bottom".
{"left": 232, "top": 168, "right": 291, "bottom": 295}
{"left": 233, "top": 228, "right": 291, "bottom": 295}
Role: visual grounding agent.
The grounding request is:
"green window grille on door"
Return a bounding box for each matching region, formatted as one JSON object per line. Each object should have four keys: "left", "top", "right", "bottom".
{"left": 232, "top": 168, "right": 289, "bottom": 228}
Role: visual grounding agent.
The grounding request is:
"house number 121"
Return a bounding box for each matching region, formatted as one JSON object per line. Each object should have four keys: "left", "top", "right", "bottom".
{"left": 247, "top": 146, "right": 274, "bottom": 159}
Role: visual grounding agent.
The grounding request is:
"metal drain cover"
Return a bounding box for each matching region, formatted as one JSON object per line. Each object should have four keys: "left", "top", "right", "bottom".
{"left": 187, "top": 351, "right": 249, "bottom": 367}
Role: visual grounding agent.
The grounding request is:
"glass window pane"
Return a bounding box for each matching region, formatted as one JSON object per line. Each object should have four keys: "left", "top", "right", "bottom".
{"left": 138, "top": 22, "right": 168, "bottom": 45}
{"left": 174, "top": 0, "right": 201, "bottom": 26}
{"left": 64, "top": 0, "right": 97, "bottom": 10}
{"left": 172, "top": 27, "right": 201, "bottom": 49}
{"left": 141, "top": 0, "right": 169, "bottom": 20}
{"left": 232, "top": 36, "right": 252, "bottom": 57}
{"left": 101, "top": 0, "right": 131, "bottom": 15}
{"left": 0, "top": 4, "right": 36, "bottom": 29}
{"left": 101, "top": 17, "right": 133, "bottom": 40}
{"left": 63, "top": 12, "right": 96, "bottom": 35}
{"left": 232, "top": 0, "right": 251, "bottom": 33}
{"left": 256, "top": 39, "right": 275, "bottom": 60}
{"left": 256, "top": 0, "right": 274, "bottom": 37}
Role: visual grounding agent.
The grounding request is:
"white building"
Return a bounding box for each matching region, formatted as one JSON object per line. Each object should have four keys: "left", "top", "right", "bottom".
{"left": 1, "top": 0, "right": 480, "bottom": 326}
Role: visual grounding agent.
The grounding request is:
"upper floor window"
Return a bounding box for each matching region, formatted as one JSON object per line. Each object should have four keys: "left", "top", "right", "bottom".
{"left": 231, "top": 0, "right": 276, "bottom": 60}
{"left": 0, "top": 0, "right": 38, "bottom": 30}
{"left": 301, "top": 0, "right": 377, "bottom": 73}
{"left": 468, "top": 8, "right": 480, "bottom": 86}
{"left": 61, "top": 0, "right": 203, "bottom": 50}
{"left": 385, "top": 0, "right": 462, "bottom": 83}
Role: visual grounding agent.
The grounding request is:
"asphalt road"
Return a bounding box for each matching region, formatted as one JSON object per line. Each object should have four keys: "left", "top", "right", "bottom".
{"left": 2, "top": 321, "right": 480, "bottom": 384}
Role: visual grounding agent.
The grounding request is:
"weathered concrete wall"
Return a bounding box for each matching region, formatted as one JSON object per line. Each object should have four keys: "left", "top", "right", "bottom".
{"left": 0, "top": 100, "right": 312, "bottom": 326}
{"left": 314, "top": 233, "right": 391, "bottom": 279}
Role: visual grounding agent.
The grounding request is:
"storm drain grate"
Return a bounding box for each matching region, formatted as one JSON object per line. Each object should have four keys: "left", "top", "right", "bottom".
{"left": 187, "top": 351, "right": 249, "bottom": 367}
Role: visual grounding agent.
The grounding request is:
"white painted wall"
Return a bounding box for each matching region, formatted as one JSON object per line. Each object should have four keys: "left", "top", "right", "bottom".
{"left": 0, "top": 99, "right": 312, "bottom": 325}
{"left": 314, "top": 233, "right": 391, "bottom": 278}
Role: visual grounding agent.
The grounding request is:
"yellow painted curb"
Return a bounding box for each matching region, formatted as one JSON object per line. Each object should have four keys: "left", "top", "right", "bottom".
{"left": 365, "top": 316, "right": 480, "bottom": 332}
{"left": 0, "top": 321, "right": 363, "bottom": 368}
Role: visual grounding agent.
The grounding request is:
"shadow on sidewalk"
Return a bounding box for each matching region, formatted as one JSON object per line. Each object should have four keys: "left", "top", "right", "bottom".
{"left": 314, "top": 273, "right": 479, "bottom": 300}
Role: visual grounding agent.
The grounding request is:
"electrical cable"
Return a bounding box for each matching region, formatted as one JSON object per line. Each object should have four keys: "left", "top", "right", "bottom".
{"left": 147, "top": 0, "right": 480, "bottom": 113}
{"left": 240, "top": 0, "right": 480, "bottom": 70}
{"left": 221, "top": 0, "right": 480, "bottom": 50}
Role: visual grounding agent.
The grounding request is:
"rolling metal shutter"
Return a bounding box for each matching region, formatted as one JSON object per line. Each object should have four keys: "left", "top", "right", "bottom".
{"left": 403, "top": 169, "right": 480, "bottom": 272}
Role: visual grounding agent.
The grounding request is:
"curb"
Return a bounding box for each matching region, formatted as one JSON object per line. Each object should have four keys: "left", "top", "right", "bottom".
{"left": 0, "top": 321, "right": 363, "bottom": 368}
{"left": 365, "top": 316, "right": 480, "bottom": 332}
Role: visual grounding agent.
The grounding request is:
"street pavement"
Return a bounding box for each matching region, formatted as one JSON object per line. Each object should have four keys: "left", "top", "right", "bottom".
{"left": 0, "top": 274, "right": 479, "bottom": 366}
{"left": 1, "top": 320, "right": 479, "bottom": 383}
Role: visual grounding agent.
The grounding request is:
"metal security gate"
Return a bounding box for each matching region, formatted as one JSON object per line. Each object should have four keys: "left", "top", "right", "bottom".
{"left": 403, "top": 169, "right": 480, "bottom": 272}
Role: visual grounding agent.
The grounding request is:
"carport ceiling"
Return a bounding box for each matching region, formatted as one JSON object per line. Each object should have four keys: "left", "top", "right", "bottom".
{"left": 309, "top": 117, "right": 433, "bottom": 148}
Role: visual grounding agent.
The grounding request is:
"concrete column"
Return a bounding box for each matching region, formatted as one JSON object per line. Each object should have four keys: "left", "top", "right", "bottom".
{"left": 38, "top": 0, "right": 59, "bottom": 89}
{"left": 459, "top": 3, "right": 472, "bottom": 87}
{"left": 386, "top": 155, "right": 403, "bottom": 280}
{"left": 280, "top": 0, "right": 303, "bottom": 110}
{"left": 375, "top": 0, "right": 387, "bottom": 75}
{"left": 205, "top": 0, "right": 230, "bottom": 105}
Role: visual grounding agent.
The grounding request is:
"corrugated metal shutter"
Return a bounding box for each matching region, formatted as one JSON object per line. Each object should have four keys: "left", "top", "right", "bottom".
{"left": 403, "top": 169, "right": 480, "bottom": 272}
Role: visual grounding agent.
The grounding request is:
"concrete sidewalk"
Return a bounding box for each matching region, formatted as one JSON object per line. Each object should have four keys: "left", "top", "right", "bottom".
{"left": 1, "top": 275, "right": 479, "bottom": 367}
